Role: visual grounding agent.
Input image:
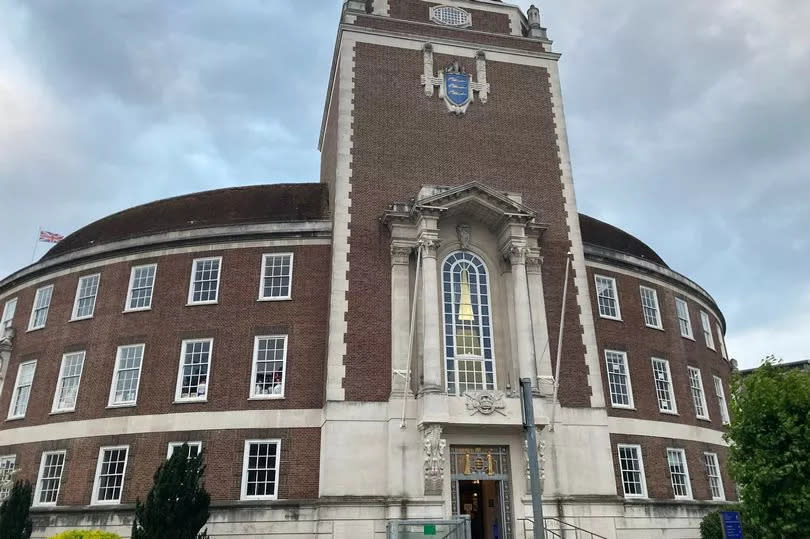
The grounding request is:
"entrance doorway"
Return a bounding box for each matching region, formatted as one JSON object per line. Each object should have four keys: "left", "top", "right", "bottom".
{"left": 458, "top": 479, "right": 505, "bottom": 539}
{"left": 450, "top": 446, "right": 513, "bottom": 539}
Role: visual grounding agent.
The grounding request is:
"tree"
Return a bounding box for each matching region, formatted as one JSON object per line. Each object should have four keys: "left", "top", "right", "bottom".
{"left": 725, "top": 357, "right": 810, "bottom": 538}
{"left": 0, "top": 480, "right": 33, "bottom": 539}
{"left": 131, "top": 444, "right": 210, "bottom": 539}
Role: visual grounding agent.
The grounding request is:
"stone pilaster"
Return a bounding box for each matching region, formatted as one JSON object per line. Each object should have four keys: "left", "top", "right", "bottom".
{"left": 506, "top": 242, "right": 537, "bottom": 385}
{"left": 0, "top": 328, "right": 15, "bottom": 397}
{"left": 390, "top": 243, "right": 415, "bottom": 398}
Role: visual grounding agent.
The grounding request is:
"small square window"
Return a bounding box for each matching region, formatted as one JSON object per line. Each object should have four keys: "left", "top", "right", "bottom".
{"left": 28, "top": 285, "right": 53, "bottom": 331}
{"left": 71, "top": 274, "right": 100, "bottom": 320}
{"left": 595, "top": 275, "right": 621, "bottom": 320}
{"left": 259, "top": 253, "right": 294, "bottom": 300}
{"left": 125, "top": 264, "right": 157, "bottom": 311}
{"left": 188, "top": 257, "right": 222, "bottom": 305}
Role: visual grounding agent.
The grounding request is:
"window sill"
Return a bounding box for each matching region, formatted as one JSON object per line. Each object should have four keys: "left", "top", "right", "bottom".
{"left": 173, "top": 398, "right": 208, "bottom": 404}
{"left": 26, "top": 326, "right": 45, "bottom": 333}
{"left": 186, "top": 301, "right": 219, "bottom": 307}
{"left": 697, "top": 416, "right": 712, "bottom": 422}
{"left": 122, "top": 307, "right": 152, "bottom": 314}
{"left": 106, "top": 403, "right": 137, "bottom": 410}
{"left": 623, "top": 495, "right": 649, "bottom": 500}
{"left": 240, "top": 496, "right": 278, "bottom": 502}
{"left": 69, "top": 316, "right": 94, "bottom": 323}
{"left": 90, "top": 500, "right": 123, "bottom": 507}
{"left": 599, "top": 315, "right": 623, "bottom": 322}
{"left": 5, "top": 416, "right": 25, "bottom": 422}
{"left": 659, "top": 410, "right": 679, "bottom": 416}
{"left": 248, "top": 395, "right": 285, "bottom": 401}
{"left": 257, "top": 297, "right": 292, "bottom": 302}
{"left": 680, "top": 335, "right": 695, "bottom": 341}
{"left": 645, "top": 324, "right": 665, "bottom": 332}
{"left": 50, "top": 409, "right": 76, "bottom": 416}
{"left": 611, "top": 405, "right": 637, "bottom": 411}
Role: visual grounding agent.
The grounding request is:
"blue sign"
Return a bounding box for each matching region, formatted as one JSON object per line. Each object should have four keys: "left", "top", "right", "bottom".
{"left": 721, "top": 511, "right": 743, "bottom": 539}
{"left": 444, "top": 72, "right": 471, "bottom": 107}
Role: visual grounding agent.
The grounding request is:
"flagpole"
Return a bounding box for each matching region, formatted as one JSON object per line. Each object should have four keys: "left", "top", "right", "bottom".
{"left": 31, "top": 228, "right": 41, "bottom": 262}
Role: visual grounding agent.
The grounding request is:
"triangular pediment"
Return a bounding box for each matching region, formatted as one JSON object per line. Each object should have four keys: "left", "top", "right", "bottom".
{"left": 415, "top": 182, "right": 536, "bottom": 222}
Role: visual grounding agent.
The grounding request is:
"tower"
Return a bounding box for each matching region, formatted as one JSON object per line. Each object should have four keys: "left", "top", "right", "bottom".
{"left": 318, "top": 1, "right": 617, "bottom": 536}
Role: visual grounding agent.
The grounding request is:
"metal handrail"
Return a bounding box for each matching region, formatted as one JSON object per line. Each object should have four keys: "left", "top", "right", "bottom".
{"left": 519, "top": 517, "right": 608, "bottom": 539}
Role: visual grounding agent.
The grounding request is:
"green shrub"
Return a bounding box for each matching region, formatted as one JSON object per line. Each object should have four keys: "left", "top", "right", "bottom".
{"left": 0, "top": 480, "right": 33, "bottom": 539}
{"left": 48, "top": 531, "right": 121, "bottom": 539}
{"left": 699, "top": 510, "right": 723, "bottom": 539}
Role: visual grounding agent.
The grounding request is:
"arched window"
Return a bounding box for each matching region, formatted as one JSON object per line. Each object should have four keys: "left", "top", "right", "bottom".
{"left": 442, "top": 251, "right": 495, "bottom": 395}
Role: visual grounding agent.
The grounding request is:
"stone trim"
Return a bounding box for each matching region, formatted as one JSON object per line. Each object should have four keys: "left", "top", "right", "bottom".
{"left": 608, "top": 417, "right": 727, "bottom": 445}
{"left": 325, "top": 36, "right": 357, "bottom": 402}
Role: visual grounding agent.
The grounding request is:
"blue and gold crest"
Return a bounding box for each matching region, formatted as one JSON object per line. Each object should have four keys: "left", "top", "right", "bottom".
{"left": 444, "top": 70, "right": 471, "bottom": 109}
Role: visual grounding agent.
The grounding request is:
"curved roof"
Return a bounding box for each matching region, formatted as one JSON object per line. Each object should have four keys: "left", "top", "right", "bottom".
{"left": 578, "top": 213, "right": 668, "bottom": 268}
{"left": 43, "top": 185, "right": 665, "bottom": 269}
{"left": 43, "top": 183, "right": 330, "bottom": 260}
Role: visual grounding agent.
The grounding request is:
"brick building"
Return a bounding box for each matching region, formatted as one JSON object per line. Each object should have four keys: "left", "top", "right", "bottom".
{"left": 0, "top": 1, "right": 734, "bottom": 537}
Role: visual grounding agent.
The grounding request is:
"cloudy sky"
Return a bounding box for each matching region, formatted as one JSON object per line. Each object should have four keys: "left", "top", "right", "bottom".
{"left": 1, "top": 1, "right": 807, "bottom": 368}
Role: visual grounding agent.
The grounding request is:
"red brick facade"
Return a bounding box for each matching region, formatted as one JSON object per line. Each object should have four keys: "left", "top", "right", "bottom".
{"left": 2, "top": 245, "right": 329, "bottom": 427}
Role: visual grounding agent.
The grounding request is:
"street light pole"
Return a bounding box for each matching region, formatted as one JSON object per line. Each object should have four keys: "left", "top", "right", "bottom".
{"left": 521, "top": 377, "right": 546, "bottom": 539}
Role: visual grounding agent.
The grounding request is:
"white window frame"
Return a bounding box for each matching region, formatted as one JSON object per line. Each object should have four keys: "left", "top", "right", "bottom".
{"left": 187, "top": 257, "right": 222, "bottom": 305}
{"left": 666, "top": 448, "right": 693, "bottom": 500}
{"left": 51, "top": 351, "right": 86, "bottom": 413}
{"left": 167, "top": 442, "right": 202, "bottom": 459}
{"left": 28, "top": 285, "right": 54, "bottom": 331}
{"left": 639, "top": 286, "right": 663, "bottom": 329}
{"left": 7, "top": 360, "right": 37, "bottom": 419}
{"left": 33, "top": 450, "right": 66, "bottom": 507}
{"left": 617, "top": 444, "right": 647, "bottom": 498}
{"left": 675, "top": 298, "right": 694, "bottom": 339}
{"left": 651, "top": 357, "right": 678, "bottom": 414}
{"left": 716, "top": 323, "right": 728, "bottom": 359}
{"left": 108, "top": 344, "right": 145, "bottom": 407}
{"left": 70, "top": 273, "right": 100, "bottom": 321}
{"left": 595, "top": 275, "right": 622, "bottom": 320}
{"left": 429, "top": 5, "right": 472, "bottom": 27}
{"left": 687, "top": 366, "right": 710, "bottom": 421}
{"left": 174, "top": 338, "right": 213, "bottom": 403}
{"left": 250, "top": 335, "right": 288, "bottom": 399}
{"left": 124, "top": 264, "right": 157, "bottom": 312}
{"left": 0, "top": 455, "right": 16, "bottom": 501}
{"left": 91, "top": 445, "right": 129, "bottom": 505}
{"left": 605, "top": 350, "right": 634, "bottom": 409}
{"left": 240, "top": 439, "right": 281, "bottom": 501}
{"left": 258, "top": 253, "right": 294, "bottom": 301}
{"left": 1, "top": 298, "right": 17, "bottom": 332}
{"left": 703, "top": 452, "right": 726, "bottom": 501}
{"left": 700, "top": 311, "right": 716, "bottom": 350}
{"left": 714, "top": 375, "right": 730, "bottom": 425}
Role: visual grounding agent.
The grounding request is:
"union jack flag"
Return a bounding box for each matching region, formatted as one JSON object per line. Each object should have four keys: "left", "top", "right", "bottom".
{"left": 39, "top": 230, "right": 65, "bottom": 244}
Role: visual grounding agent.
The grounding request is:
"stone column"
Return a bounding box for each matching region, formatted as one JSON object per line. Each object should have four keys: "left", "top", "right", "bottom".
{"left": 420, "top": 237, "right": 443, "bottom": 393}
{"left": 508, "top": 244, "right": 537, "bottom": 385}
{"left": 0, "top": 328, "right": 15, "bottom": 397}
{"left": 390, "top": 244, "right": 414, "bottom": 398}
{"left": 527, "top": 250, "right": 554, "bottom": 396}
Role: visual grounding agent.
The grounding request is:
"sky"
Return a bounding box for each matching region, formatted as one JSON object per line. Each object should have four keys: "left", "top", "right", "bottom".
{"left": 0, "top": 0, "right": 808, "bottom": 368}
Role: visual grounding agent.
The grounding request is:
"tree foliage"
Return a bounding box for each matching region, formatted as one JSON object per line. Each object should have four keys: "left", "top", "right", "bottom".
{"left": 130, "top": 444, "right": 210, "bottom": 539}
{"left": 725, "top": 357, "right": 810, "bottom": 538}
{"left": 0, "top": 480, "right": 33, "bottom": 539}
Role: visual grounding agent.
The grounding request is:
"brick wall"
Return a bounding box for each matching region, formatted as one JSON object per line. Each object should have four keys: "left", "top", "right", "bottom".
{"left": 343, "top": 41, "right": 590, "bottom": 405}
{"left": 388, "top": 0, "right": 513, "bottom": 35}
{"left": 610, "top": 433, "right": 736, "bottom": 502}
{"left": 587, "top": 266, "right": 733, "bottom": 429}
{"left": 1, "top": 244, "right": 329, "bottom": 427}
{"left": 2, "top": 427, "right": 320, "bottom": 505}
